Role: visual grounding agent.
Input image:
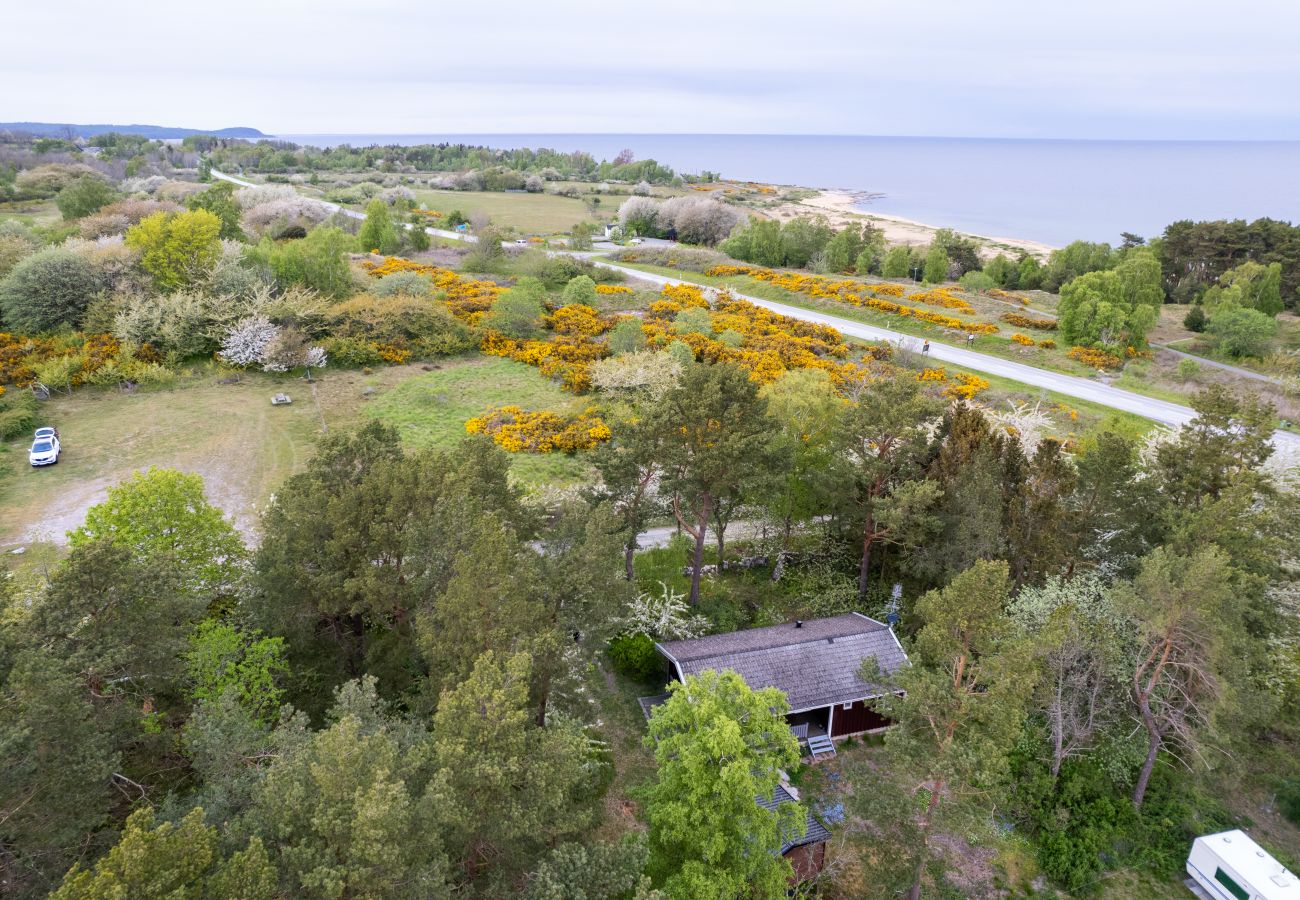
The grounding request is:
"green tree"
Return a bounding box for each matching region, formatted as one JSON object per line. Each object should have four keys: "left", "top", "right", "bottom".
{"left": 125, "top": 209, "right": 223, "bottom": 291}
{"left": 562, "top": 274, "right": 599, "bottom": 307}
{"left": 523, "top": 834, "right": 660, "bottom": 900}
{"left": 1069, "top": 429, "right": 1161, "bottom": 571}
{"left": 835, "top": 375, "right": 942, "bottom": 600}
{"left": 51, "top": 807, "right": 276, "bottom": 900}
{"left": 405, "top": 214, "right": 430, "bottom": 251}
{"left": 358, "top": 198, "right": 401, "bottom": 255}
{"left": 881, "top": 245, "right": 913, "bottom": 278}
{"left": 922, "top": 244, "right": 949, "bottom": 283}
{"left": 432, "top": 651, "right": 592, "bottom": 884}
{"left": 184, "top": 621, "right": 288, "bottom": 725}
{"left": 485, "top": 276, "right": 547, "bottom": 338}
{"left": 185, "top": 180, "right": 245, "bottom": 241}
{"left": 0, "top": 246, "right": 99, "bottom": 332}
{"left": 1017, "top": 254, "right": 1044, "bottom": 289}
{"left": 1207, "top": 305, "right": 1277, "bottom": 357}
{"left": 865, "top": 561, "right": 1036, "bottom": 900}
{"left": 246, "top": 677, "right": 450, "bottom": 897}
{"left": 1183, "top": 303, "right": 1207, "bottom": 332}
{"left": 71, "top": 468, "right": 246, "bottom": 599}
{"left": 1002, "top": 438, "right": 1078, "bottom": 588}
{"left": 645, "top": 363, "right": 788, "bottom": 604}
{"left": 1155, "top": 385, "right": 1275, "bottom": 506}
{"left": 984, "top": 253, "right": 1016, "bottom": 287}
{"left": 759, "top": 368, "right": 843, "bottom": 550}
{"left": 1057, "top": 249, "right": 1162, "bottom": 349}
{"left": 0, "top": 651, "right": 118, "bottom": 896}
{"left": 608, "top": 317, "right": 647, "bottom": 354}
{"left": 644, "top": 670, "right": 803, "bottom": 899}
{"left": 1118, "top": 547, "right": 1241, "bottom": 807}
{"left": 820, "top": 222, "right": 866, "bottom": 272}
{"left": 56, "top": 175, "right": 117, "bottom": 220}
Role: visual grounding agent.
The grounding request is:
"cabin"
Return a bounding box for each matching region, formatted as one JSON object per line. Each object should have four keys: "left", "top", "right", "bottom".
{"left": 762, "top": 782, "right": 833, "bottom": 883}
{"left": 646, "top": 612, "right": 908, "bottom": 754}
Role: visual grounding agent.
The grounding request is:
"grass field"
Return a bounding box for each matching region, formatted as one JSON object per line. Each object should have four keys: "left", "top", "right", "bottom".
{"left": 364, "top": 355, "right": 595, "bottom": 487}
{"left": 411, "top": 189, "right": 608, "bottom": 236}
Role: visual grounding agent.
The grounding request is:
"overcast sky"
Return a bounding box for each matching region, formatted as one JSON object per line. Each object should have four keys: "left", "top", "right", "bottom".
{"left": 6, "top": 0, "right": 1298, "bottom": 139}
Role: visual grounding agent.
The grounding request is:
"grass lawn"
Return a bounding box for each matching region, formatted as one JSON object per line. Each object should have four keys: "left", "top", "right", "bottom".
{"left": 411, "top": 189, "right": 608, "bottom": 236}
{"left": 0, "top": 364, "right": 436, "bottom": 550}
{"left": 364, "top": 354, "right": 595, "bottom": 488}
{"left": 0, "top": 199, "right": 62, "bottom": 228}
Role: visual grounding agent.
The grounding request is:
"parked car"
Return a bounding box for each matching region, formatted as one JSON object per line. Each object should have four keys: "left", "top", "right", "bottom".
{"left": 29, "top": 431, "right": 60, "bottom": 466}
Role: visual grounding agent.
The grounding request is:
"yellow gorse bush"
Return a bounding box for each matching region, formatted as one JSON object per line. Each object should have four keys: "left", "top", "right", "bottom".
{"left": 465, "top": 405, "right": 612, "bottom": 453}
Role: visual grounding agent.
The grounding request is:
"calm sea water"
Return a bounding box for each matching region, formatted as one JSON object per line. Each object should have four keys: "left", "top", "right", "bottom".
{"left": 279, "top": 134, "right": 1300, "bottom": 247}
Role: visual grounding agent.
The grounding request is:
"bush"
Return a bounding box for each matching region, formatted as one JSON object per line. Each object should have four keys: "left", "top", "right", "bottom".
{"left": 125, "top": 210, "right": 223, "bottom": 291}
{"left": 56, "top": 175, "right": 118, "bottom": 220}
{"left": 1207, "top": 305, "right": 1277, "bottom": 358}
{"left": 561, "top": 275, "right": 598, "bottom": 307}
{"left": 1183, "top": 303, "right": 1207, "bottom": 332}
{"left": 958, "top": 270, "right": 995, "bottom": 291}
{"left": 0, "top": 247, "right": 100, "bottom": 332}
{"left": 326, "top": 294, "right": 475, "bottom": 358}
{"left": 1278, "top": 779, "right": 1300, "bottom": 826}
{"left": 370, "top": 270, "right": 434, "bottom": 298}
{"left": 0, "top": 389, "right": 39, "bottom": 439}
{"left": 607, "top": 633, "right": 662, "bottom": 682}
{"left": 1176, "top": 357, "right": 1201, "bottom": 381}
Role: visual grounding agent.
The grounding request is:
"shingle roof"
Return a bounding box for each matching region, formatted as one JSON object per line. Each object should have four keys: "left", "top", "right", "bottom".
{"left": 657, "top": 613, "right": 907, "bottom": 712}
{"left": 758, "top": 784, "right": 833, "bottom": 853}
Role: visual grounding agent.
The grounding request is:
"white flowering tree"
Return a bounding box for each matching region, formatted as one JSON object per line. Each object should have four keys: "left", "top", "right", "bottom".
{"left": 218, "top": 315, "right": 278, "bottom": 368}
{"left": 622, "top": 582, "right": 709, "bottom": 641}
{"left": 590, "top": 350, "right": 683, "bottom": 401}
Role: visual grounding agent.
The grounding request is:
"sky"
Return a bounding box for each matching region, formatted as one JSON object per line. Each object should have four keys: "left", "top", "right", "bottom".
{"left": 6, "top": 0, "right": 1299, "bottom": 139}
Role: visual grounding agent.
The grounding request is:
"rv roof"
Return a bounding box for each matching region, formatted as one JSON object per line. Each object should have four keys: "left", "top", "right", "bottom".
{"left": 1194, "top": 830, "right": 1299, "bottom": 897}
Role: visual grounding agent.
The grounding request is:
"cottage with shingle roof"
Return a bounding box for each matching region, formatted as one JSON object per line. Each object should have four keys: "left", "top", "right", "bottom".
{"left": 653, "top": 612, "right": 908, "bottom": 743}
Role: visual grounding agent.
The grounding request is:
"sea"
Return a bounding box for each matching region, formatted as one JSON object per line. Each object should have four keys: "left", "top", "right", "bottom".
{"left": 277, "top": 134, "right": 1300, "bottom": 248}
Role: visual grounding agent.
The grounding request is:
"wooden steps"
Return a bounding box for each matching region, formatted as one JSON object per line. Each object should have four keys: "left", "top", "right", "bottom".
{"left": 807, "top": 734, "right": 836, "bottom": 758}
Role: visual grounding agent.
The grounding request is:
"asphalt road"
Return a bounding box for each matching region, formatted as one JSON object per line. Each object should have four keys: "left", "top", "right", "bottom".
{"left": 208, "top": 167, "right": 1298, "bottom": 452}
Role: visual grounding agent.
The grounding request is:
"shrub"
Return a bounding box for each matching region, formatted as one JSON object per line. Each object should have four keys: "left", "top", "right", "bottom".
{"left": 249, "top": 225, "right": 356, "bottom": 298}
{"left": 0, "top": 231, "right": 40, "bottom": 279}
{"left": 1183, "top": 303, "right": 1207, "bottom": 332}
{"left": 0, "top": 389, "right": 39, "bottom": 439}
{"left": 607, "top": 633, "right": 662, "bottom": 682}
{"left": 958, "top": 270, "right": 995, "bottom": 291}
{"left": 1279, "top": 779, "right": 1300, "bottom": 826}
{"left": 320, "top": 336, "right": 384, "bottom": 367}
{"left": 326, "top": 294, "right": 474, "bottom": 358}
{"left": 1207, "top": 305, "right": 1277, "bottom": 358}
{"left": 608, "top": 317, "right": 648, "bottom": 355}
{"left": 561, "top": 275, "right": 599, "bottom": 307}
{"left": 484, "top": 279, "right": 546, "bottom": 338}
{"left": 0, "top": 247, "right": 100, "bottom": 332}
{"left": 114, "top": 290, "right": 223, "bottom": 358}
{"left": 1176, "top": 357, "right": 1201, "bottom": 381}
{"left": 370, "top": 270, "right": 434, "bottom": 298}
{"left": 56, "top": 175, "right": 119, "bottom": 220}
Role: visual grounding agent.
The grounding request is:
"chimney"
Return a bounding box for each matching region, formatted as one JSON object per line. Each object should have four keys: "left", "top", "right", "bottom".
{"left": 795, "top": 620, "right": 803, "bottom": 628}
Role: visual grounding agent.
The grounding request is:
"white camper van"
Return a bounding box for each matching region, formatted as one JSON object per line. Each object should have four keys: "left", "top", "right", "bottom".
{"left": 1186, "top": 830, "right": 1298, "bottom": 900}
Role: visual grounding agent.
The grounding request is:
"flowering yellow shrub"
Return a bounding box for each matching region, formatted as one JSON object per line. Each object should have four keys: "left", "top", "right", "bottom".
{"left": 917, "top": 367, "right": 948, "bottom": 382}
{"left": 595, "top": 284, "right": 634, "bottom": 295}
{"left": 410, "top": 209, "right": 444, "bottom": 218}
{"left": 703, "top": 265, "right": 998, "bottom": 335}
{"left": 989, "top": 289, "right": 1030, "bottom": 305}
{"left": 548, "top": 304, "right": 610, "bottom": 336}
{"left": 465, "top": 405, "right": 611, "bottom": 453}
{"left": 659, "top": 283, "right": 709, "bottom": 308}
{"left": 1038, "top": 339, "right": 1056, "bottom": 349}
{"left": 944, "top": 373, "right": 990, "bottom": 400}
{"left": 1000, "top": 311, "right": 1057, "bottom": 331}
{"left": 906, "top": 288, "right": 974, "bottom": 313}
{"left": 1011, "top": 333, "right": 1036, "bottom": 346}
{"left": 1067, "top": 346, "right": 1122, "bottom": 369}
{"left": 376, "top": 343, "right": 412, "bottom": 364}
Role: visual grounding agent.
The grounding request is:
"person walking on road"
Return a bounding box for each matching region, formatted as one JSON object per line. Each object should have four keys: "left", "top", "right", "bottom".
{"left": 922, "top": 340, "right": 930, "bottom": 356}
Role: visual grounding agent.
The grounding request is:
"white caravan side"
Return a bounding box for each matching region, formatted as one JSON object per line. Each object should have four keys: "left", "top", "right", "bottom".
{"left": 1186, "top": 830, "right": 1298, "bottom": 900}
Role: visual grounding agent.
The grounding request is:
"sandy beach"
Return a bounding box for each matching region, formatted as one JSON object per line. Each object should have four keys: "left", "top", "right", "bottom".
{"left": 766, "top": 189, "right": 1057, "bottom": 260}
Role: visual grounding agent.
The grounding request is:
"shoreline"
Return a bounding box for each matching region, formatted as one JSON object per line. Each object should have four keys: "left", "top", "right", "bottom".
{"left": 766, "top": 189, "right": 1058, "bottom": 259}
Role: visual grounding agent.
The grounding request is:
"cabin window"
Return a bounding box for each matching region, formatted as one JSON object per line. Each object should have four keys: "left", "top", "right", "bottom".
{"left": 842, "top": 702, "right": 853, "bottom": 710}
{"left": 1214, "top": 867, "right": 1249, "bottom": 900}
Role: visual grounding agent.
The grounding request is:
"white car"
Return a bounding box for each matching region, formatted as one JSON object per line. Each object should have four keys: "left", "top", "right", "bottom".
{"left": 29, "top": 429, "right": 60, "bottom": 466}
